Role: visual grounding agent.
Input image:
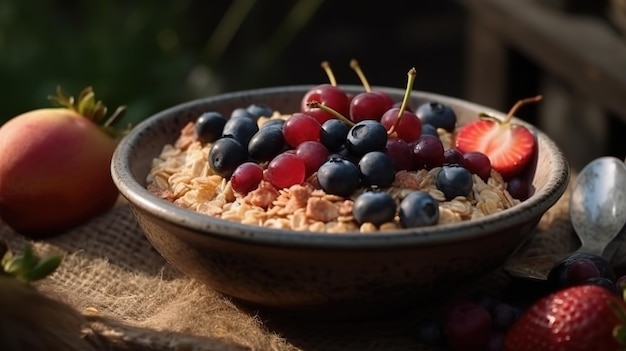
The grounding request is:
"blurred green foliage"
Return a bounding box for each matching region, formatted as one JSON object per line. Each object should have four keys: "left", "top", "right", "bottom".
{"left": 1, "top": 1, "right": 193, "bottom": 126}
{"left": 0, "top": 0, "right": 325, "bottom": 126}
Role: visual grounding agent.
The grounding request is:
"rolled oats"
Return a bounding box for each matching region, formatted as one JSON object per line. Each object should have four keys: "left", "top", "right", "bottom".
{"left": 146, "top": 116, "right": 522, "bottom": 233}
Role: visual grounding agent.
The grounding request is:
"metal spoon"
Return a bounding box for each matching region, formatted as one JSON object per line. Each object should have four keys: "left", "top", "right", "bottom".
{"left": 504, "top": 156, "right": 626, "bottom": 281}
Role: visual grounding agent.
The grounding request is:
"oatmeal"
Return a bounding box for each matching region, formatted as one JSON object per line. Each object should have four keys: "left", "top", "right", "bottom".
{"left": 146, "top": 109, "right": 521, "bottom": 233}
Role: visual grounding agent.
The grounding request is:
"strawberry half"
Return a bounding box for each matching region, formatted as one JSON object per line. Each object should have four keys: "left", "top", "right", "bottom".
{"left": 455, "top": 96, "right": 541, "bottom": 179}
{"left": 503, "top": 285, "right": 626, "bottom": 351}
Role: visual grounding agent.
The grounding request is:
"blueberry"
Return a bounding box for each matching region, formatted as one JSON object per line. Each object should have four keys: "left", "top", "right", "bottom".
{"left": 321, "top": 118, "right": 349, "bottom": 151}
{"left": 330, "top": 145, "right": 360, "bottom": 165}
{"left": 222, "top": 116, "right": 259, "bottom": 147}
{"left": 208, "top": 137, "right": 248, "bottom": 178}
{"left": 435, "top": 164, "right": 473, "bottom": 200}
{"left": 195, "top": 111, "right": 227, "bottom": 143}
{"left": 353, "top": 189, "right": 397, "bottom": 226}
{"left": 421, "top": 123, "right": 438, "bottom": 137}
{"left": 230, "top": 107, "right": 255, "bottom": 120}
{"left": 317, "top": 156, "right": 361, "bottom": 197}
{"left": 399, "top": 191, "right": 439, "bottom": 228}
{"left": 358, "top": 151, "right": 395, "bottom": 187}
{"left": 416, "top": 102, "right": 457, "bottom": 132}
{"left": 246, "top": 103, "right": 273, "bottom": 120}
{"left": 346, "top": 120, "right": 388, "bottom": 156}
{"left": 261, "top": 118, "right": 285, "bottom": 130}
{"left": 247, "top": 125, "right": 285, "bottom": 162}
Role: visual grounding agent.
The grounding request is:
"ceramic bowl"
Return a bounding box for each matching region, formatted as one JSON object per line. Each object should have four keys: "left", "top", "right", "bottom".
{"left": 111, "top": 85, "right": 569, "bottom": 319}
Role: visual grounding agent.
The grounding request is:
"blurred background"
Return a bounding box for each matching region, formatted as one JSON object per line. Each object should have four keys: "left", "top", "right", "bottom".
{"left": 1, "top": 0, "right": 624, "bottom": 169}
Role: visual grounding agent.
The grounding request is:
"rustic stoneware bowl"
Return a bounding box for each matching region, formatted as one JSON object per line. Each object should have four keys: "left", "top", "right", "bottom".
{"left": 111, "top": 85, "right": 569, "bottom": 319}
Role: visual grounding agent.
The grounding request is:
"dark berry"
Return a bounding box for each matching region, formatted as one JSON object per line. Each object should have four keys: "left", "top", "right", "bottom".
{"left": 230, "top": 107, "right": 255, "bottom": 119}
{"left": 463, "top": 151, "right": 492, "bottom": 181}
{"left": 222, "top": 116, "right": 259, "bottom": 147}
{"left": 358, "top": 151, "right": 395, "bottom": 187}
{"left": 547, "top": 252, "right": 617, "bottom": 290}
{"left": 444, "top": 149, "right": 465, "bottom": 166}
{"left": 384, "top": 137, "right": 413, "bottom": 171}
{"left": 436, "top": 164, "right": 473, "bottom": 200}
{"left": 195, "top": 111, "right": 227, "bottom": 143}
{"left": 507, "top": 176, "right": 532, "bottom": 200}
{"left": 246, "top": 103, "right": 273, "bottom": 120}
{"left": 421, "top": 123, "right": 438, "bottom": 137}
{"left": 208, "top": 137, "right": 248, "bottom": 178}
{"left": 346, "top": 120, "right": 388, "bottom": 156}
{"left": 352, "top": 189, "right": 397, "bottom": 226}
{"left": 416, "top": 101, "right": 457, "bottom": 132}
{"left": 261, "top": 118, "right": 285, "bottom": 130}
{"left": 320, "top": 118, "right": 349, "bottom": 151}
{"left": 399, "top": 191, "right": 439, "bottom": 228}
{"left": 412, "top": 134, "right": 445, "bottom": 170}
{"left": 247, "top": 125, "right": 286, "bottom": 162}
{"left": 317, "top": 156, "right": 361, "bottom": 197}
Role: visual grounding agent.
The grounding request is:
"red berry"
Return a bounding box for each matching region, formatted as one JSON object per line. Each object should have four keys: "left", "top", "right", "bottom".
{"left": 295, "top": 141, "right": 329, "bottom": 176}
{"left": 349, "top": 92, "right": 389, "bottom": 122}
{"left": 380, "top": 107, "right": 422, "bottom": 144}
{"left": 412, "top": 134, "right": 445, "bottom": 170}
{"left": 504, "top": 285, "right": 626, "bottom": 351}
{"left": 266, "top": 152, "right": 306, "bottom": 189}
{"left": 443, "top": 300, "right": 492, "bottom": 351}
{"left": 456, "top": 96, "right": 541, "bottom": 179}
{"left": 463, "top": 151, "right": 492, "bottom": 181}
{"left": 282, "top": 113, "right": 322, "bottom": 148}
{"left": 230, "top": 162, "right": 264, "bottom": 195}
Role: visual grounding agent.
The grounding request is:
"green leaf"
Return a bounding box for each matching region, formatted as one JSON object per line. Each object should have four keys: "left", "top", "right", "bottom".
{"left": 22, "top": 254, "right": 63, "bottom": 282}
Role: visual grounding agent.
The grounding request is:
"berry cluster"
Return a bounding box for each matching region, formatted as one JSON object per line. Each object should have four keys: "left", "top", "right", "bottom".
{"left": 195, "top": 60, "right": 538, "bottom": 230}
{"left": 413, "top": 253, "right": 626, "bottom": 350}
{"left": 414, "top": 291, "right": 522, "bottom": 351}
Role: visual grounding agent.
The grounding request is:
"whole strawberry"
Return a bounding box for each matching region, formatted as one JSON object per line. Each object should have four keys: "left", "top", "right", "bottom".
{"left": 504, "top": 285, "right": 626, "bottom": 351}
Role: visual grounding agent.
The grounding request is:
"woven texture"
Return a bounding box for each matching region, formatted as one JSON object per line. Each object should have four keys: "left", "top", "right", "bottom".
{"left": 4, "top": 172, "right": 623, "bottom": 351}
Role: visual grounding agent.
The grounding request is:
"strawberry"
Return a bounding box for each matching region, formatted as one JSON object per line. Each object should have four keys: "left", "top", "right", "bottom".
{"left": 503, "top": 285, "right": 626, "bottom": 351}
{"left": 455, "top": 95, "right": 541, "bottom": 180}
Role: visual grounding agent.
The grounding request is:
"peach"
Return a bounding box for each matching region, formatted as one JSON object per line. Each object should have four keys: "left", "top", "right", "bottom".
{"left": 0, "top": 87, "right": 126, "bottom": 238}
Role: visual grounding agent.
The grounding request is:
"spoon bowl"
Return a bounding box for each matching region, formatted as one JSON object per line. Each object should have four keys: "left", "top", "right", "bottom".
{"left": 505, "top": 156, "right": 626, "bottom": 281}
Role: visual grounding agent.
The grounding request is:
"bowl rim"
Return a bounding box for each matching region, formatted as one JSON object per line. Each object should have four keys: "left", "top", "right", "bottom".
{"left": 111, "top": 85, "right": 570, "bottom": 249}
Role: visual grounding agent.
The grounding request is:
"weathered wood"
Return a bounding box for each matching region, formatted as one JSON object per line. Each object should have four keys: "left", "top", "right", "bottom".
{"left": 464, "top": 17, "right": 509, "bottom": 111}
{"left": 459, "top": 0, "right": 626, "bottom": 121}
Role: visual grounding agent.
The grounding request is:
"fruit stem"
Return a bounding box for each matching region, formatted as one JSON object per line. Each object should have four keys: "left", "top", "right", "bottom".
{"left": 306, "top": 101, "right": 355, "bottom": 127}
{"left": 349, "top": 59, "right": 371, "bottom": 92}
{"left": 321, "top": 61, "right": 338, "bottom": 87}
{"left": 504, "top": 95, "right": 543, "bottom": 123}
{"left": 48, "top": 86, "right": 131, "bottom": 140}
{"left": 388, "top": 67, "right": 417, "bottom": 135}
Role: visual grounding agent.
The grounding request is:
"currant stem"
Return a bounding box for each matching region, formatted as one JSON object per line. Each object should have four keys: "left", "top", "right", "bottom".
{"left": 504, "top": 95, "right": 543, "bottom": 123}
{"left": 321, "top": 61, "right": 338, "bottom": 87}
{"left": 306, "top": 101, "right": 355, "bottom": 127}
{"left": 388, "top": 67, "right": 417, "bottom": 136}
{"left": 350, "top": 59, "right": 371, "bottom": 92}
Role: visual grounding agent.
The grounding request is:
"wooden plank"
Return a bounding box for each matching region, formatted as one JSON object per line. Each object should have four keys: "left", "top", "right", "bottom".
{"left": 458, "top": 0, "right": 626, "bottom": 121}
{"left": 464, "top": 17, "right": 509, "bottom": 111}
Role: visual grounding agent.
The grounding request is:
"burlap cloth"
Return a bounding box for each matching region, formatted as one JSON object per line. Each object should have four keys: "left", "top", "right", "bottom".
{"left": 2, "top": 171, "right": 625, "bottom": 350}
